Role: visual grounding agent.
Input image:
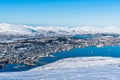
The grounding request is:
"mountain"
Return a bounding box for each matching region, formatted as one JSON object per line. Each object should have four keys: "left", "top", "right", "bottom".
{"left": 0, "top": 23, "right": 120, "bottom": 41}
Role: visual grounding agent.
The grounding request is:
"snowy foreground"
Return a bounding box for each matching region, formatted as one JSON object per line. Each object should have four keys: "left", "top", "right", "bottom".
{"left": 0, "top": 57, "right": 120, "bottom": 80}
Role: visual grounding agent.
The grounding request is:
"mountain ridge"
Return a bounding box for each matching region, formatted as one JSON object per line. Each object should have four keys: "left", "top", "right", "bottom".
{"left": 0, "top": 23, "right": 120, "bottom": 37}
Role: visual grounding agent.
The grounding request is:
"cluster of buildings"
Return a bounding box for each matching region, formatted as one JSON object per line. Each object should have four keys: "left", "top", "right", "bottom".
{"left": 0, "top": 35, "right": 120, "bottom": 69}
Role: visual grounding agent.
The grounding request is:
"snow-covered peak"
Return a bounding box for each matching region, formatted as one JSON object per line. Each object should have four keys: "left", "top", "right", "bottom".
{"left": 0, "top": 23, "right": 120, "bottom": 36}
{"left": 0, "top": 23, "right": 34, "bottom": 35}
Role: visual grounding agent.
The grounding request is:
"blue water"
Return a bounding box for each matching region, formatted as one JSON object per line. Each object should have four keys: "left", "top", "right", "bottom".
{"left": 0, "top": 46, "right": 120, "bottom": 72}
{"left": 41, "top": 46, "right": 120, "bottom": 63}
{"left": 72, "top": 35, "right": 93, "bottom": 39}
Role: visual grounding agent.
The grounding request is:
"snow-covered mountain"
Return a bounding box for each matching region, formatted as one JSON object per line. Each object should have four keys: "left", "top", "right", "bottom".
{"left": 0, "top": 57, "right": 120, "bottom": 80}
{"left": 0, "top": 23, "right": 120, "bottom": 42}
{"left": 1, "top": 23, "right": 120, "bottom": 37}
{"left": 0, "top": 23, "right": 34, "bottom": 35}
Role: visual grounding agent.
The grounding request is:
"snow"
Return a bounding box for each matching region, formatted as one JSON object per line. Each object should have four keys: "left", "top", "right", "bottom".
{"left": 0, "top": 23, "right": 120, "bottom": 79}
{"left": 0, "top": 57, "right": 120, "bottom": 80}
{"left": 0, "top": 23, "right": 120, "bottom": 37}
{"left": 30, "top": 57, "right": 120, "bottom": 70}
{"left": 0, "top": 23, "right": 33, "bottom": 35}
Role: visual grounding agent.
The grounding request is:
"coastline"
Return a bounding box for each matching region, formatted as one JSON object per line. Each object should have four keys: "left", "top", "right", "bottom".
{"left": 0, "top": 56, "right": 120, "bottom": 80}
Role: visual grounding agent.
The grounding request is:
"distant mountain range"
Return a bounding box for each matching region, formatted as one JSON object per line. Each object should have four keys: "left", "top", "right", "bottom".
{"left": 0, "top": 23, "right": 120, "bottom": 40}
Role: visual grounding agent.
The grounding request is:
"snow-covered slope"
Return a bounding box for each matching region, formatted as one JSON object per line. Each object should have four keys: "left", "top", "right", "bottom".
{"left": 0, "top": 57, "right": 120, "bottom": 80}
{"left": 1, "top": 23, "right": 120, "bottom": 37}
{"left": 31, "top": 57, "right": 120, "bottom": 71}
{"left": 0, "top": 23, "right": 34, "bottom": 35}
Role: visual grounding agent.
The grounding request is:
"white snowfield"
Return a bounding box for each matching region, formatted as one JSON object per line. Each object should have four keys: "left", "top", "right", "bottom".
{"left": 1, "top": 23, "right": 120, "bottom": 36}
{"left": 0, "top": 57, "right": 120, "bottom": 80}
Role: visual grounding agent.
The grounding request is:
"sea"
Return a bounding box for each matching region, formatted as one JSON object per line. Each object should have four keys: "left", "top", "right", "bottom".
{"left": 0, "top": 45, "right": 120, "bottom": 72}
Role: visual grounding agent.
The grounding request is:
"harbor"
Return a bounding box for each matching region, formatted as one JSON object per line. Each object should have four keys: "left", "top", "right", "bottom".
{"left": 0, "top": 45, "right": 120, "bottom": 72}
{"left": 0, "top": 35, "right": 120, "bottom": 72}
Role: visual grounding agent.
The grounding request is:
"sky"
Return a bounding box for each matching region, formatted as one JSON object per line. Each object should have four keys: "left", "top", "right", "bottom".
{"left": 0, "top": 0, "right": 120, "bottom": 26}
